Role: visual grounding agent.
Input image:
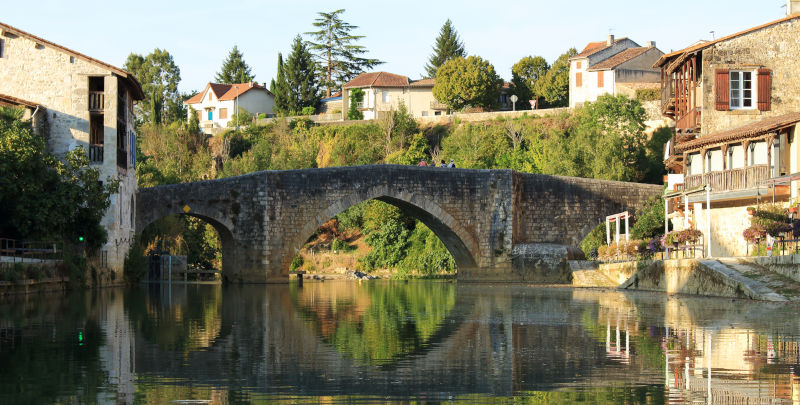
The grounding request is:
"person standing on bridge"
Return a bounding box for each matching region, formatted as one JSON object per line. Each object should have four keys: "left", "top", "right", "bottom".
{"left": 440, "top": 160, "right": 446, "bottom": 167}
{"left": 417, "top": 159, "right": 428, "bottom": 166}
{"left": 448, "top": 159, "right": 456, "bottom": 168}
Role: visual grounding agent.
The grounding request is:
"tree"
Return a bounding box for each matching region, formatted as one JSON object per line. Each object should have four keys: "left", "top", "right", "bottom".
{"left": 124, "top": 49, "right": 181, "bottom": 124}
{"left": 424, "top": 19, "right": 466, "bottom": 78}
{"left": 347, "top": 88, "right": 364, "bottom": 120}
{"left": 215, "top": 45, "right": 255, "bottom": 84}
{"left": 534, "top": 48, "right": 577, "bottom": 108}
{"left": 511, "top": 56, "right": 549, "bottom": 107}
{"left": 305, "top": 9, "right": 384, "bottom": 97}
{"left": 270, "top": 53, "right": 291, "bottom": 114}
{"left": 432, "top": 56, "right": 502, "bottom": 111}
{"left": 283, "top": 35, "right": 321, "bottom": 114}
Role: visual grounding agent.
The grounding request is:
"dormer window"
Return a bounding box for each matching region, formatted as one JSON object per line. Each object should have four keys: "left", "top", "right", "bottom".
{"left": 729, "top": 70, "right": 754, "bottom": 109}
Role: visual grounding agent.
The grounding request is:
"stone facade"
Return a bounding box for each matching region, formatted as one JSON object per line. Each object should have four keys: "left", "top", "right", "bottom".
{"left": 136, "top": 166, "right": 662, "bottom": 283}
{"left": 701, "top": 18, "right": 800, "bottom": 134}
{"left": 0, "top": 22, "right": 143, "bottom": 278}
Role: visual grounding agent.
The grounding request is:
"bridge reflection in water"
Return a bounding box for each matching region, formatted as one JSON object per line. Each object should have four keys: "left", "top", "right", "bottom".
{"left": 2, "top": 284, "right": 800, "bottom": 403}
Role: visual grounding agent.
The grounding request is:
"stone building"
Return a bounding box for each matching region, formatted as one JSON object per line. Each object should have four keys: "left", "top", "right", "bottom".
{"left": 656, "top": 2, "right": 800, "bottom": 256}
{"left": 0, "top": 21, "right": 144, "bottom": 276}
{"left": 569, "top": 35, "right": 663, "bottom": 108}
{"left": 341, "top": 72, "right": 446, "bottom": 120}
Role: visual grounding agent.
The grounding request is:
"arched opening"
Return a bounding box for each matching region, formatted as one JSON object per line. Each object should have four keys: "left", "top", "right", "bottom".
{"left": 134, "top": 213, "right": 234, "bottom": 282}
{"left": 287, "top": 194, "right": 478, "bottom": 279}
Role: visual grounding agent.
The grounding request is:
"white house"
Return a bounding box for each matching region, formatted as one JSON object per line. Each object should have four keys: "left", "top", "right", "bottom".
{"left": 185, "top": 82, "right": 275, "bottom": 134}
{"left": 569, "top": 35, "right": 663, "bottom": 107}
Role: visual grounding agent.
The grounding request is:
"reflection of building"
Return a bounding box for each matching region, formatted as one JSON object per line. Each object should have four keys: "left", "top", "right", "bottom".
{"left": 0, "top": 21, "right": 144, "bottom": 275}
{"left": 659, "top": 4, "right": 800, "bottom": 256}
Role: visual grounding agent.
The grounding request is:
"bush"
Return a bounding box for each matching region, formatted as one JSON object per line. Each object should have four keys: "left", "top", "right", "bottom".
{"left": 290, "top": 255, "right": 304, "bottom": 271}
{"left": 124, "top": 241, "right": 148, "bottom": 282}
{"left": 635, "top": 88, "right": 660, "bottom": 101}
{"left": 580, "top": 222, "right": 615, "bottom": 259}
{"left": 301, "top": 106, "right": 316, "bottom": 116}
{"left": 631, "top": 196, "right": 667, "bottom": 240}
{"left": 331, "top": 238, "right": 352, "bottom": 252}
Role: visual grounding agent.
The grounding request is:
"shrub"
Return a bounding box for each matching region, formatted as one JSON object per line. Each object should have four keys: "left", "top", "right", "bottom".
{"left": 331, "top": 238, "right": 351, "bottom": 252}
{"left": 580, "top": 222, "right": 615, "bottom": 259}
{"left": 290, "top": 255, "right": 304, "bottom": 271}
{"left": 635, "top": 88, "right": 660, "bottom": 101}
{"left": 301, "top": 106, "right": 316, "bottom": 116}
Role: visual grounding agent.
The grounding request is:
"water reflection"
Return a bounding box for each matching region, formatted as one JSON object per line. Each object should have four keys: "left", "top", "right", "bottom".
{"left": 1, "top": 282, "right": 800, "bottom": 403}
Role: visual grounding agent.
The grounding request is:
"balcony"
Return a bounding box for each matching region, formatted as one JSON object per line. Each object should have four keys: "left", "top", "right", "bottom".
{"left": 88, "top": 91, "right": 104, "bottom": 112}
{"left": 682, "top": 165, "right": 770, "bottom": 192}
{"left": 88, "top": 144, "right": 103, "bottom": 163}
{"left": 355, "top": 101, "right": 369, "bottom": 110}
{"left": 430, "top": 101, "right": 448, "bottom": 110}
{"left": 676, "top": 107, "right": 701, "bottom": 133}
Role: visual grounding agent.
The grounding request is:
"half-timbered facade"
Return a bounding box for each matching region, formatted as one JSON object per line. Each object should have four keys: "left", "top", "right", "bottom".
{"left": 656, "top": 5, "right": 800, "bottom": 256}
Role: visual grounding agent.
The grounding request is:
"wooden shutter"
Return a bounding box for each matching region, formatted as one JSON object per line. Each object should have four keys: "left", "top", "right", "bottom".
{"left": 757, "top": 68, "right": 771, "bottom": 111}
{"left": 576, "top": 72, "right": 582, "bottom": 87}
{"left": 715, "top": 69, "right": 729, "bottom": 111}
{"left": 597, "top": 71, "right": 604, "bottom": 87}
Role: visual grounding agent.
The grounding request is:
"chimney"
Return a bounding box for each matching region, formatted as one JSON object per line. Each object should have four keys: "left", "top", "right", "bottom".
{"left": 646, "top": 41, "right": 656, "bottom": 48}
{"left": 607, "top": 34, "right": 615, "bottom": 45}
{"left": 789, "top": 0, "right": 800, "bottom": 16}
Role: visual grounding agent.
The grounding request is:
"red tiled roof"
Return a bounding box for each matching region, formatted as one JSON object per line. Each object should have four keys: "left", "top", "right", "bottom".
{"left": 343, "top": 72, "right": 410, "bottom": 89}
{"left": 0, "top": 22, "right": 144, "bottom": 100}
{"left": 185, "top": 82, "right": 273, "bottom": 105}
{"left": 409, "top": 78, "right": 435, "bottom": 87}
{"left": 675, "top": 112, "right": 800, "bottom": 152}
{"left": 0, "top": 93, "right": 40, "bottom": 109}
{"left": 588, "top": 47, "right": 653, "bottom": 70}
{"left": 654, "top": 14, "right": 800, "bottom": 68}
{"left": 572, "top": 37, "right": 630, "bottom": 59}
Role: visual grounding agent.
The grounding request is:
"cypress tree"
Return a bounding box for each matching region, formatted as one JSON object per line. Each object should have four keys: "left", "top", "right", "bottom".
{"left": 215, "top": 46, "right": 254, "bottom": 84}
{"left": 270, "top": 53, "right": 291, "bottom": 114}
{"left": 424, "top": 19, "right": 466, "bottom": 78}
{"left": 284, "top": 35, "right": 321, "bottom": 114}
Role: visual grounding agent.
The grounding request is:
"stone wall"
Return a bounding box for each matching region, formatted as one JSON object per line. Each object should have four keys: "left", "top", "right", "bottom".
{"left": 701, "top": 18, "right": 800, "bottom": 134}
{"left": 136, "top": 166, "right": 663, "bottom": 283}
{"left": 0, "top": 25, "right": 138, "bottom": 278}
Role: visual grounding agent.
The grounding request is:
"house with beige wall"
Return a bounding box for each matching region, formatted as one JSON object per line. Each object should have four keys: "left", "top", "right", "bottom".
{"left": 658, "top": 2, "right": 800, "bottom": 257}
{"left": 570, "top": 35, "right": 663, "bottom": 108}
{"left": 0, "top": 21, "right": 144, "bottom": 276}
{"left": 185, "top": 82, "right": 274, "bottom": 134}
{"left": 341, "top": 72, "right": 447, "bottom": 120}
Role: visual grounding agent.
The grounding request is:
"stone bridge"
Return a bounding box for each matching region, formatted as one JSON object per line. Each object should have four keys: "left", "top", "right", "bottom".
{"left": 135, "top": 165, "right": 662, "bottom": 283}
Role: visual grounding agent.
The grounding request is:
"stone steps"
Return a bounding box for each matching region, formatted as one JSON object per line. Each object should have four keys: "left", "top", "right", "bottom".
{"left": 715, "top": 258, "right": 800, "bottom": 301}
{"left": 569, "top": 261, "right": 617, "bottom": 287}
{"left": 699, "top": 259, "right": 791, "bottom": 302}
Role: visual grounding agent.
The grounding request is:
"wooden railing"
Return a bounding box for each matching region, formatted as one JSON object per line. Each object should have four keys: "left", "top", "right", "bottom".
{"left": 88, "top": 91, "right": 104, "bottom": 112}
{"left": 661, "top": 75, "right": 674, "bottom": 115}
{"left": 88, "top": 144, "right": 103, "bottom": 163}
{"left": 683, "top": 165, "right": 770, "bottom": 191}
{"left": 675, "top": 107, "right": 701, "bottom": 132}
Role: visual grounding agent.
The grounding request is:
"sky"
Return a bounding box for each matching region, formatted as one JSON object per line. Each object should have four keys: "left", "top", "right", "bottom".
{"left": 2, "top": 0, "right": 788, "bottom": 94}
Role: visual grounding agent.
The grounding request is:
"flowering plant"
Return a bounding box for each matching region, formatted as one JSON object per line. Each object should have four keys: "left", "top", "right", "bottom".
{"left": 680, "top": 229, "right": 702, "bottom": 243}
{"left": 742, "top": 224, "right": 766, "bottom": 244}
{"left": 765, "top": 221, "right": 792, "bottom": 237}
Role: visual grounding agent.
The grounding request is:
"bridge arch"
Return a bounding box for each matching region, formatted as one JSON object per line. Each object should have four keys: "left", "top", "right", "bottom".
{"left": 287, "top": 186, "right": 480, "bottom": 274}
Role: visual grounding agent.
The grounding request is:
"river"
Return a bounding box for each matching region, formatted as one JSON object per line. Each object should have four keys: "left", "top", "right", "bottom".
{"left": 1, "top": 281, "right": 799, "bottom": 404}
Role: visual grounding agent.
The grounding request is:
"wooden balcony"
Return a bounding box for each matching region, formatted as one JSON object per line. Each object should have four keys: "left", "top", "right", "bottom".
{"left": 88, "top": 91, "right": 104, "bottom": 112}
{"left": 676, "top": 107, "right": 701, "bottom": 133}
{"left": 88, "top": 144, "right": 103, "bottom": 163}
{"left": 683, "top": 165, "right": 770, "bottom": 192}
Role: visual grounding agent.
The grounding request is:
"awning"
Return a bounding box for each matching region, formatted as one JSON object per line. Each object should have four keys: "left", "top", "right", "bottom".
{"left": 675, "top": 112, "right": 800, "bottom": 153}
{"left": 764, "top": 171, "right": 800, "bottom": 185}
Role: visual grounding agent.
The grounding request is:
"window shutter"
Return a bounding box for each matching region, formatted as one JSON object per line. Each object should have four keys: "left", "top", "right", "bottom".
{"left": 757, "top": 68, "right": 771, "bottom": 111}
{"left": 597, "top": 71, "right": 604, "bottom": 87}
{"left": 576, "top": 72, "right": 582, "bottom": 87}
{"left": 715, "top": 69, "right": 729, "bottom": 111}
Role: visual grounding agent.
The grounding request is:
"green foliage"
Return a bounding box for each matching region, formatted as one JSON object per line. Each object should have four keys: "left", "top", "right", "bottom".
{"left": 751, "top": 204, "right": 791, "bottom": 237}
{"left": 331, "top": 238, "right": 353, "bottom": 252}
{"left": 227, "top": 107, "right": 254, "bottom": 128}
{"left": 347, "top": 88, "right": 364, "bottom": 120}
{"left": 580, "top": 222, "right": 615, "bottom": 259}
{"left": 270, "top": 53, "right": 291, "bottom": 115}
{"left": 283, "top": 35, "right": 322, "bottom": 114}
{"left": 0, "top": 114, "right": 117, "bottom": 252}
{"left": 123, "top": 240, "right": 148, "bottom": 282}
{"left": 635, "top": 88, "right": 660, "bottom": 101}
{"left": 290, "top": 255, "right": 304, "bottom": 271}
{"left": 533, "top": 47, "right": 577, "bottom": 108}
{"left": 631, "top": 195, "right": 667, "bottom": 240}
{"left": 302, "top": 106, "right": 316, "bottom": 116}
{"left": 511, "top": 55, "right": 549, "bottom": 107}
{"left": 336, "top": 202, "right": 367, "bottom": 231}
{"left": 424, "top": 19, "right": 466, "bottom": 78}
{"left": 305, "top": 9, "right": 384, "bottom": 96}
{"left": 433, "top": 55, "right": 502, "bottom": 111}
{"left": 400, "top": 223, "right": 456, "bottom": 276}
{"left": 215, "top": 45, "right": 254, "bottom": 84}
{"left": 124, "top": 49, "right": 182, "bottom": 124}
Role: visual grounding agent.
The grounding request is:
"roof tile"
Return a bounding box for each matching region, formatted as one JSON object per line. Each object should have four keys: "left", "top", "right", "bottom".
{"left": 588, "top": 47, "right": 653, "bottom": 70}
{"left": 676, "top": 112, "right": 800, "bottom": 152}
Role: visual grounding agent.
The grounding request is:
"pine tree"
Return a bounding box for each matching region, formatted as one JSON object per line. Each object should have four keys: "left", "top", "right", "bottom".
{"left": 270, "top": 53, "right": 291, "bottom": 114}
{"left": 284, "top": 35, "right": 321, "bottom": 114}
{"left": 305, "top": 9, "right": 384, "bottom": 97}
{"left": 425, "top": 19, "right": 466, "bottom": 78}
{"left": 215, "top": 46, "right": 254, "bottom": 84}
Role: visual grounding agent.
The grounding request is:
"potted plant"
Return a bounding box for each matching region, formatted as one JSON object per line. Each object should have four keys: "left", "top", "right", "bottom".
{"left": 747, "top": 206, "right": 756, "bottom": 216}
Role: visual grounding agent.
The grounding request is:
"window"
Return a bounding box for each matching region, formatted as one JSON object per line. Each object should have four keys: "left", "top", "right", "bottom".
{"left": 729, "top": 70, "right": 754, "bottom": 109}
{"left": 421, "top": 111, "right": 428, "bottom": 117}
{"left": 597, "top": 71, "right": 604, "bottom": 88}
{"left": 576, "top": 61, "right": 581, "bottom": 69}
{"left": 382, "top": 91, "right": 389, "bottom": 103}
{"left": 219, "top": 108, "right": 228, "bottom": 119}
{"left": 576, "top": 72, "right": 582, "bottom": 87}
{"left": 0, "top": 39, "right": 4, "bottom": 58}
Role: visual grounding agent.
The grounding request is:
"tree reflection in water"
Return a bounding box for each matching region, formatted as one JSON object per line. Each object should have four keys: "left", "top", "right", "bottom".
{"left": 291, "top": 281, "right": 456, "bottom": 365}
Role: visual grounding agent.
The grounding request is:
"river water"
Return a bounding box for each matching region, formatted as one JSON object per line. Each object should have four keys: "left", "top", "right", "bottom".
{"left": 1, "top": 281, "right": 799, "bottom": 404}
